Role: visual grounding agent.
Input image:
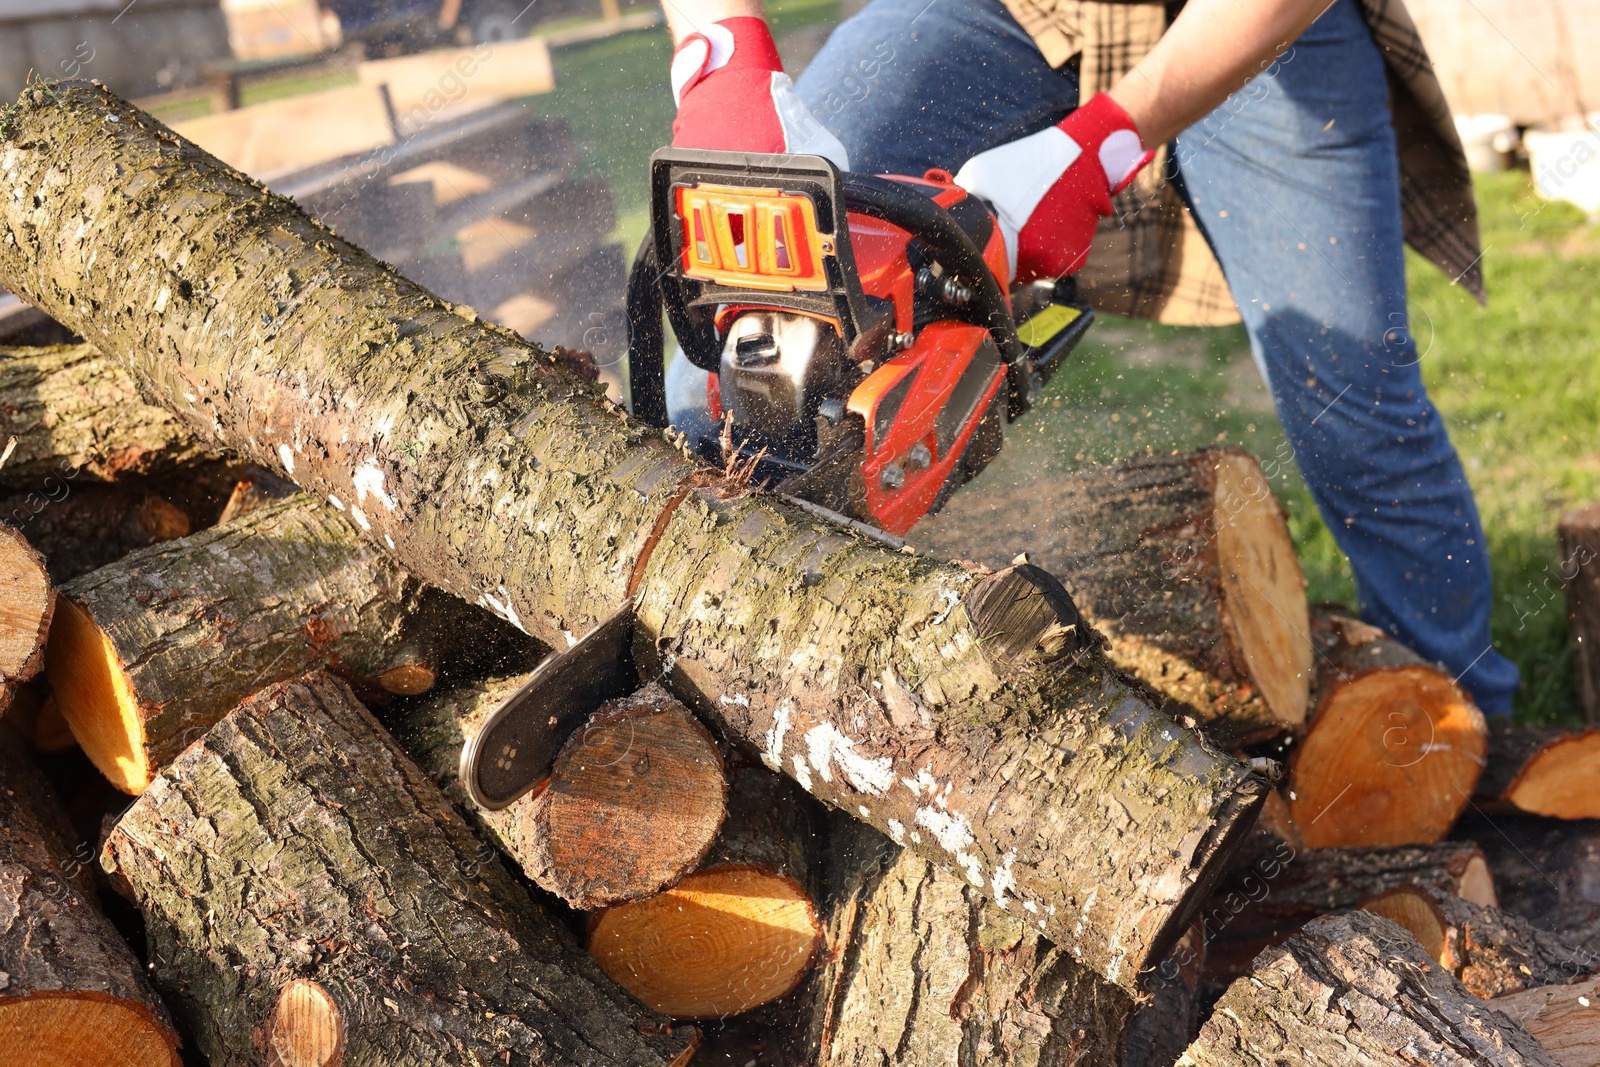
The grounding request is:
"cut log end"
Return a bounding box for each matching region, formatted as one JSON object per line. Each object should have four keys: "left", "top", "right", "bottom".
{"left": 1486, "top": 726, "right": 1600, "bottom": 819}
{"left": 1211, "top": 451, "right": 1311, "bottom": 730}
{"left": 0, "top": 993, "right": 181, "bottom": 1067}
{"left": 0, "top": 526, "right": 54, "bottom": 685}
{"left": 265, "top": 980, "right": 345, "bottom": 1067}
{"left": 1293, "top": 663, "right": 1486, "bottom": 849}
{"left": 589, "top": 865, "right": 821, "bottom": 1019}
{"left": 1362, "top": 887, "right": 1454, "bottom": 967}
{"left": 529, "top": 686, "right": 727, "bottom": 909}
{"left": 377, "top": 661, "right": 436, "bottom": 696}
{"left": 45, "top": 596, "right": 149, "bottom": 793}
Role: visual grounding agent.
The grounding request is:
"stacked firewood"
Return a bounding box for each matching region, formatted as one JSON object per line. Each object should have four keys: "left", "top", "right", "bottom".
{"left": 0, "top": 81, "right": 1597, "bottom": 1067}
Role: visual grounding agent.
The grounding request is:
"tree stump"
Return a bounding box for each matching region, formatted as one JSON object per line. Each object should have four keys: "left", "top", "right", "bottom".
{"left": 99, "top": 672, "right": 699, "bottom": 1067}
{"left": 1291, "top": 607, "right": 1487, "bottom": 848}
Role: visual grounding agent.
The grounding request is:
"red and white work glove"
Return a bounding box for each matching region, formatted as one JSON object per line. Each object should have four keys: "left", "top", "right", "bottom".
{"left": 670, "top": 16, "right": 850, "bottom": 169}
{"left": 953, "top": 93, "right": 1154, "bottom": 283}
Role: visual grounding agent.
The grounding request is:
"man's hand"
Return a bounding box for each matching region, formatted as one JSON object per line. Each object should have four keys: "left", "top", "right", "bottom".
{"left": 670, "top": 16, "right": 849, "bottom": 168}
{"left": 953, "top": 93, "right": 1153, "bottom": 283}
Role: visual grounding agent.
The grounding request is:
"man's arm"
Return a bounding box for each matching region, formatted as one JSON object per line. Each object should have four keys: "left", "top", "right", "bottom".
{"left": 1110, "top": 0, "right": 1333, "bottom": 145}
{"left": 661, "top": 0, "right": 761, "bottom": 45}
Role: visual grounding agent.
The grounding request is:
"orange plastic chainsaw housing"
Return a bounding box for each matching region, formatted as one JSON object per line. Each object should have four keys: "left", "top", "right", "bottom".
{"left": 699, "top": 169, "right": 1013, "bottom": 536}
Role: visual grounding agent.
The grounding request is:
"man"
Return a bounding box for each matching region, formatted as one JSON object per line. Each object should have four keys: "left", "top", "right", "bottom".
{"left": 660, "top": 0, "right": 1520, "bottom": 714}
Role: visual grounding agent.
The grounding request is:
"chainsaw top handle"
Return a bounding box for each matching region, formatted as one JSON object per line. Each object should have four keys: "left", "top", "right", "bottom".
{"left": 626, "top": 148, "right": 1021, "bottom": 428}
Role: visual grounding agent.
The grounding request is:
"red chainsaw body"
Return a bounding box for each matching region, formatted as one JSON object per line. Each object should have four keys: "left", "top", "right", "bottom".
{"left": 636, "top": 149, "right": 1090, "bottom": 538}
{"left": 702, "top": 172, "right": 1013, "bottom": 535}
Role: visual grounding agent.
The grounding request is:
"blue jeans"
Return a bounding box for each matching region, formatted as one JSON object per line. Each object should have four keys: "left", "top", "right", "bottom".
{"left": 795, "top": 0, "right": 1520, "bottom": 713}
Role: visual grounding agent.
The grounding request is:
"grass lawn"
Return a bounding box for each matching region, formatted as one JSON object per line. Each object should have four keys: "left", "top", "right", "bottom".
{"left": 533, "top": 14, "right": 1597, "bottom": 722}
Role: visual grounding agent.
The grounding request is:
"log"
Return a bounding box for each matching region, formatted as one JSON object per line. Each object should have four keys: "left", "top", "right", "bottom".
{"left": 910, "top": 447, "right": 1313, "bottom": 743}
{"left": 0, "top": 343, "right": 210, "bottom": 485}
{"left": 1202, "top": 840, "right": 1498, "bottom": 987}
{"left": 1562, "top": 503, "right": 1600, "bottom": 723}
{"left": 0, "top": 722, "right": 182, "bottom": 1067}
{"left": 1490, "top": 974, "right": 1600, "bottom": 1067}
{"left": 0, "top": 526, "right": 53, "bottom": 702}
{"left": 1362, "top": 882, "right": 1598, "bottom": 998}
{"left": 529, "top": 686, "right": 728, "bottom": 909}
{"left": 1178, "top": 910, "right": 1562, "bottom": 1067}
{"left": 588, "top": 762, "right": 820, "bottom": 1019}
{"left": 214, "top": 464, "right": 296, "bottom": 525}
{"left": 397, "top": 676, "right": 729, "bottom": 908}
{"left": 1478, "top": 724, "right": 1600, "bottom": 818}
{"left": 802, "top": 813, "right": 1134, "bottom": 1067}
{"left": 1290, "top": 606, "right": 1487, "bottom": 848}
{"left": 0, "top": 82, "right": 1271, "bottom": 989}
{"left": 1123, "top": 923, "right": 1208, "bottom": 1067}
{"left": 98, "top": 671, "right": 699, "bottom": 1067}
{"left": 1455, "top": 815, "right": 1600, "bottom": 963}
{"left": 1, "top": 484, "right": 191, "bottom": 582}
{"left": 45, "top": 495, "right": 474, "bottom": 792}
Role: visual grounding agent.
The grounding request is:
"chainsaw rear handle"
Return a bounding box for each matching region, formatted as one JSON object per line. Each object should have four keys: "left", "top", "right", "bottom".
{"left": 625, "top": 166, "right": 1022, "bottom": 428}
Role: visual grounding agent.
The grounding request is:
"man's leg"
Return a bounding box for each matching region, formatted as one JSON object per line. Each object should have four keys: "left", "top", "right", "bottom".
{"left": 1173, "top": 0, "right": 1519, "bottom": 712}
{"left": 667, "top": 0, "right": 1075, "bottom": 435}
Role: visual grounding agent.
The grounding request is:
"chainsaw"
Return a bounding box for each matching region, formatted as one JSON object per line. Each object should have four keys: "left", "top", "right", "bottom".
{"left": 626, "top": 148, "right": 1094, "bottom": 538}
{"left": 460, "top": 148, "right": 1094, "bottom": 811}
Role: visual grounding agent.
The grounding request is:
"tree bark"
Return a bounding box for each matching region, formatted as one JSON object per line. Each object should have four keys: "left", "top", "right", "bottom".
{"left": 1291, "top": 607, "right": 1487, "bottom": 848}
{"left": 910, "top": 447, "right": 1312, "bottom": 744}
{"left": 1561, "top": 503, "right": 1600, "bottom": 724}
{"left": 1490, "top": 974, "right": 1600, "bottom": 1067}
{"left": 1362, "top": 883, "right": 1598, "bottom": 999}
{"left": 0, "top": 484, "right": 191, "bottom": 583}
{"left": 396, "top": 676, "right": 729, "bottom": 908}
{"left": 1201, "top": 840, "right": 1498, "bottom": 989}
{"left": 99, "top": 671, "right": 699, "bottom": 1067}
{"left": 0, "top": 343, "right": 211, "bottom": 485}
{"left": 45, "top": 495, "right": 491, "bottom": 792}
{"left": 0, "top": 722, "right": 181, "bottom": 1067}
{"left": 802, "top": 813, "right": 1135, "bottom": 1067}
{"left": 1178, "top": 910, "right": 1562, "bottom": 1067}
{"left": 588, "top": 762, "right": 821, "bottom": 1019}
{"left": 1454, "top": 815, "right": 1600, "bottom": 965}
{"left": 1478, "top": 724, "right": 1600, "bottom": 819}
{"left": 0, "top": 82, "right": 1269, "bottom": 988}
{"left": 0, "top": 525, "right": 53, "bottom": 708}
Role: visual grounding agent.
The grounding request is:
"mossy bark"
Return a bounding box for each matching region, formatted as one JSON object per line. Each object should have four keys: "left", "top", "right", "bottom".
{"left": 1178, "top": 910, "right": 1560, "bottom": 1067}
{"left": 0, "top": 82, "right": 1267, "bottom": 989}
{"left": 804, "top": 815, "right": 1134, "bottom": 1067}
{"left": 99, "top": 672, "right": 698, "bottom": 1067}
{"left": 0, "top": 343, "right": 211, "bottom": 485}
{"left": 0, "top": 723, "right": 181, "bottom": 1067}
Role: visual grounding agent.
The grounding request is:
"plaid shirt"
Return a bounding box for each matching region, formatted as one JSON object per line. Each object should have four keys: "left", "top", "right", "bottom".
{"left": 999, "top": 0, "right": 1485, "bottom": 325}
